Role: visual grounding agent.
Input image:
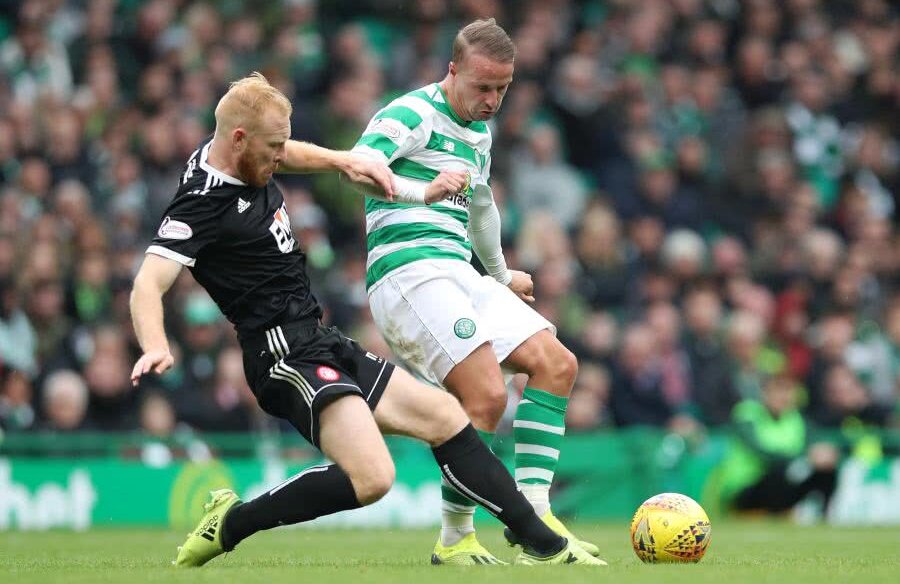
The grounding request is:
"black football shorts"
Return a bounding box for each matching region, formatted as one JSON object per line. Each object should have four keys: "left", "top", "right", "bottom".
{"left": 241, "top": 320, "right": 394, "bottom": 447}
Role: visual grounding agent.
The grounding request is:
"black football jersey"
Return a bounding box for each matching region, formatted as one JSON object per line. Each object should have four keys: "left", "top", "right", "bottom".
{"left": 147, "top": 138, "right": 322, "bottom": 334}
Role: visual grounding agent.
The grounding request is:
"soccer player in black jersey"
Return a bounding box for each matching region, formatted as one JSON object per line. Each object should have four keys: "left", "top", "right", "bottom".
{"left": 129, "top": 73, "right": 604, "bottom": 567}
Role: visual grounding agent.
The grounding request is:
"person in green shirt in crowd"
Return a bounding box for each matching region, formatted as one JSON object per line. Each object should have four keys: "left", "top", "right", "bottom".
{"left": 720, "top": 373, "right": 839, "bottom": 514}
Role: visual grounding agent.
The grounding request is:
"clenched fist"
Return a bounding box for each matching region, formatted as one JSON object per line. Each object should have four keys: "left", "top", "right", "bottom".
{"left": 425, "top": 170, "right": 470, "bottom": 204}
{"left": 508, "top": 270, "right": 535, "bottom": 303}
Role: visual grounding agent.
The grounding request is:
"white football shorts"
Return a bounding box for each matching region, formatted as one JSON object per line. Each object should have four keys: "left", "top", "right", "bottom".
{"left": 367, "top": 259, "right": 556, "bottom": 385}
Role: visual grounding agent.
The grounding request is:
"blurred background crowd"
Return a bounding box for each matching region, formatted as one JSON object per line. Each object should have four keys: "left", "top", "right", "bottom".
{"left": 0, "top": 0, "right": 897, "bottom": 456}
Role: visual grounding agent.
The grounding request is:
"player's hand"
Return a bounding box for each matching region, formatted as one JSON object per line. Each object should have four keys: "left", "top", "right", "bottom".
{"left": 508, "top": 270, "right": 535, "bottom": 303}
{"left": 425, "top": 170, "right": 469, "bottom": 204}
{"left": 341, "top": 153, "right": 395, "bottom": 200}
{"left": 130, "top": 349, "right": 175, "bottom": 386}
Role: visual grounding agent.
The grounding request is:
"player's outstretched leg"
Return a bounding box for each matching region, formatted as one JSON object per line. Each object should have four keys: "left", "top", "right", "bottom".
{"left": 504, "top": 330, "right": 601, "bottom": 557}
{"left": 430, "top": 344, "right": 509, "bottom": 564}
{"left": 174, "top": 395, "right": 392, "bottom": 567}
{"left": 374, "top": 366, "right": 608, "bottom": 566}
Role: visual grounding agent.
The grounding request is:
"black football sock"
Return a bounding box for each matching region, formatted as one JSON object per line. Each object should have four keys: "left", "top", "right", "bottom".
{"left": 221, "top": 464, "right": 361, "bottom": 550}
{"left": 432, "top": 424, "right": 566, "bottom": 556}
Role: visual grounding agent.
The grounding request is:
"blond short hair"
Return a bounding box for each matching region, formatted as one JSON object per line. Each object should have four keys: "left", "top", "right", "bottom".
{"left": 452, "top": 18, "right": 515, "bottom": 64}
{"left": 214, "top": 72, "right": 292, "bottom": 134}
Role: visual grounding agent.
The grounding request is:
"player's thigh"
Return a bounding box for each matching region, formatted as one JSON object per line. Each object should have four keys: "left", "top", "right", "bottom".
{"left": 367, "top": 262, "right": 489, "bottom": 385}
{"left": 372, "top": 366, "right": 468, "bottom": 446}
{"left": 318, "top": 394, "right": 395, "bottom": 503}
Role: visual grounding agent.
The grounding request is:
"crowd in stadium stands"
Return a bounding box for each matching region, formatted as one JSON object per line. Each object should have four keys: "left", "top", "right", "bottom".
{"left": 0, "top": 0, "right": 897, "bottom": 446}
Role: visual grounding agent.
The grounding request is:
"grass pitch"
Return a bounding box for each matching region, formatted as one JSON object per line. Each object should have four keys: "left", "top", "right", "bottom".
{"left": 2, "top": 521, "right": 898, "bottom": 584}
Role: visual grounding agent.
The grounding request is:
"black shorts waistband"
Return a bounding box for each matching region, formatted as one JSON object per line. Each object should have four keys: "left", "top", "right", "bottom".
{"left": 239, "top": 316, "right": 321, "bottom": 351}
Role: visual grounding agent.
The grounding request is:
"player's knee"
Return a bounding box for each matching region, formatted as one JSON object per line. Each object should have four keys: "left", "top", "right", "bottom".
{"left": 353, "top": 459, "right": 395, "bottom": 505}
{"left": 555, "top": 348, "right": 579, "bottom": 387}
{"left": 532, "top": 344, "right": 578, "bottom": 391}
{"left": 460, "top": 386, "right": 507, "bottom": 428}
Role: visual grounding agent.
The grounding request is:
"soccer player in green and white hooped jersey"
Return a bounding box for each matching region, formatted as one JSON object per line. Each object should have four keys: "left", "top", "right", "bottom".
{"left": 348, "top": 19, "right": 603, "bottom": 566}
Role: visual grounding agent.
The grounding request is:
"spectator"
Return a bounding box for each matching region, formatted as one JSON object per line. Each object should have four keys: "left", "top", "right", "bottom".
{"left": 683, "top": 286, "right": 738, "bottom": 426}
{"left": 573, "top": 204, "right": 632, "bottom": 310}
{"left": 566, "top": 363, "right": 612, "bottom": 431}
{"left": 39, "top": 369, "right": 89, "bottom": 431}
{"left": 814, "top": 363, "right": 891, "bottom": 429}
{"left": 24, "top": 278, "right": 70, "bottom": 368}
{"left": 82, "top": 325, "right": 139, "bottom": 430}
{"left": 645, "top": 301, "right": 692, "bottom": 411}
{"left": 176, "top": 291, "right": 226, "bottom": 393}
{"left": 610, "top": 324, "right": 671, "bottom": 428}
{"left": 0, "top": 276, "right": 37, "bottom": 376}
{"left": 727, "top": 310, "right": 783, "bottom": 401}
{"left": 138, "top": 390, "right": 179, "bottom": 467}
{"left": 0, "top": 368, "right": 34, "bottom": 430}
{"left": 140, "top": 391, "right": 176, "bottom": 438}
{"left": 510, "top": 123, "right": 588, "bottom": 230}
{"left": 660, "top": 228, "right": 707, "bottom": 286}
{"left": 733, "top": 36, "right": 784, "bottom": 110}
{"left": 771, "top": 287, "right": 814, "bottom": 381}
{"left": 0, "top": 11, "right": 73, "bottom": 104}
{"left": 175, "top": 346, "right": 258, "bottom": 432}
{"left": 721, "top": 373, "right": 839, "bottom": 516}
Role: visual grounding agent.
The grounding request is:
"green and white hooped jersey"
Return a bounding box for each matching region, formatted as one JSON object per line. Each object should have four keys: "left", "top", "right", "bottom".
{"left": 352, "top": 83, "right": 492, "bottom": 290}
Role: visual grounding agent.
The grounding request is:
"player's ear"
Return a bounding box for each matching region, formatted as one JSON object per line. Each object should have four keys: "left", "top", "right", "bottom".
{"left": 448, "top": 61, "right": 457, "bottom": 77}
{"left": 232, "top": 128, "right": 247, "bottom": 152}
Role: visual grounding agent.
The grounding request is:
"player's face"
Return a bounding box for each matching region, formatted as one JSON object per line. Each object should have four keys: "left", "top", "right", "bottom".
{"left": 449, "top": 52, "right": 514, "bottom": 121}
{"left": 237, "top": 108, "right": 290, "bottom": 187}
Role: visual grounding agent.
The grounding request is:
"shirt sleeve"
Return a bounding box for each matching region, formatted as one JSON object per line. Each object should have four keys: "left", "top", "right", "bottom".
{"left": 481, "top": 149, "right": 492, "bottom": 185}
{"left": 467, "top": 185, "right": 511, "bottom": 285}
{"left": 352, "top": 102, "right": 431, "bottom": 164}
{"left": 146, "top": 194, "right": 221, "bottom": 267}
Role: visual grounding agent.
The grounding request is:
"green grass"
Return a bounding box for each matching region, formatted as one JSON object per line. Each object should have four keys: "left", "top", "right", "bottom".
{"left": 2, "top": 522, "right": 898, "bottom": 584}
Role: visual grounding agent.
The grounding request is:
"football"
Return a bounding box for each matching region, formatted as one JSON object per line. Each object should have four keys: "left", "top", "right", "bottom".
{"left": 630, "top": 493, "right": 711, "bottom": 563}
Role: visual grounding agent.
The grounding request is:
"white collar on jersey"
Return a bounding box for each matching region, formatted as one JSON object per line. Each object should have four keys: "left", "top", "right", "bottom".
{"left": 199, "top": 142, "right": 247, "bottom": 186}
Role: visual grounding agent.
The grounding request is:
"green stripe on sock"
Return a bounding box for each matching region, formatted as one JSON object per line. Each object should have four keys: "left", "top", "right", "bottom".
{"left": 515, "top": 388, "right": 568, "bottom": 487}
{"left": 441, "top": 430, "right": 495, "bottom": 509}
{"left": 522, "top": 387, "right": 569, "bottom": 413}
{"left": 516, "top": 453, "right": 559, "bottom": 470}
{"left": 518, "top": 478, "right": 549, "bottom": 485}
{"left": 515, "top": 401, "right": 567, "bottom": 427}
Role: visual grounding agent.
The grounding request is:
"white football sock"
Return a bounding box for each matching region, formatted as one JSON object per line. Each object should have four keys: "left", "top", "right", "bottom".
{"left": 440, "top": 477, "right": 476, "bottom": 546}
{"left": 520, "top": 482, "right": 551, "bottom": 517}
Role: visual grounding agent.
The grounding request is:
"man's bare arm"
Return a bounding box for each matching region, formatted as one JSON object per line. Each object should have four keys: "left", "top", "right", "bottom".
{"left": 280, "top": 140, "right": 395, "bottom": 198}
{"left": 129, "top": 254, "right": 183, "bottom": 385}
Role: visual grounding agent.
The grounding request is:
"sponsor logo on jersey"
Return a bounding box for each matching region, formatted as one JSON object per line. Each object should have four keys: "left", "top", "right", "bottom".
{"left": 316, "top": 366, "right": 340, "bottom": 382}
{"left": 444, "top": 193, "right": 471, "bottom": 208}
{"left": 237, "top": 198, "right": 251, "bottom": 213}
{"left": 157, "top": 216, "right": 193, "bottom": 240}
{"left": 453, "top": 318, "right": 476, "bottom": 339}
{"left": 269, "top": 204, "right": 296, "bottom": 253}
{"left": 371, "top": 118, "right": 404, "bottom": 139}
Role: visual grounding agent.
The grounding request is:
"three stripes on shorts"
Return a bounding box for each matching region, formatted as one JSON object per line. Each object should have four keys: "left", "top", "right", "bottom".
{"left": 265, "top": 325, "right": 316, "bottom": 405}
